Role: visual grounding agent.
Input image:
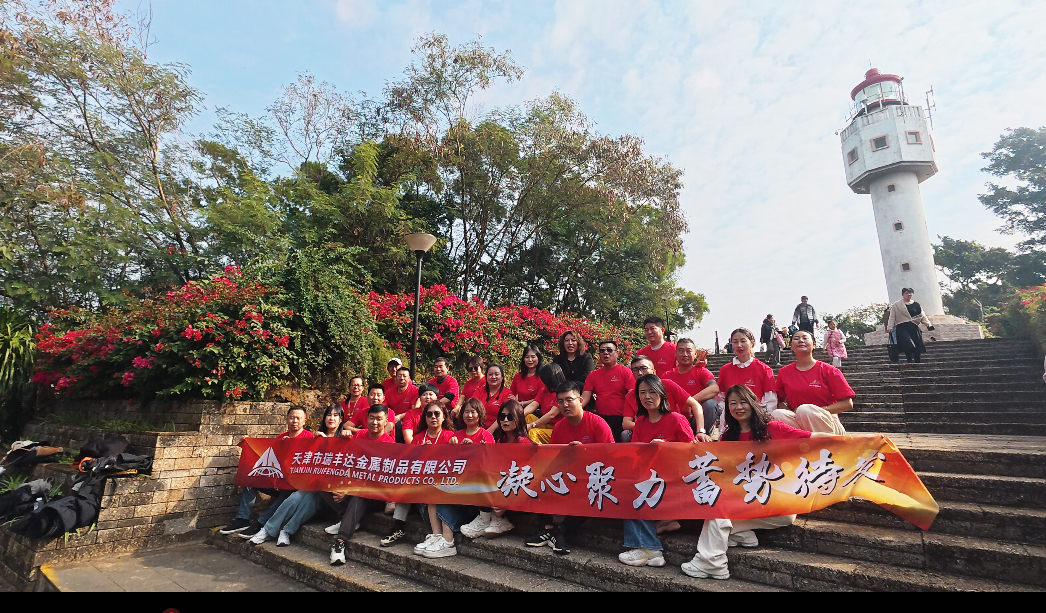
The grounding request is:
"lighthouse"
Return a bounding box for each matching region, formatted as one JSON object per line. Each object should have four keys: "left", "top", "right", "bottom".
{"left": 840, "top": 68, "right": 983, "bottom": 343}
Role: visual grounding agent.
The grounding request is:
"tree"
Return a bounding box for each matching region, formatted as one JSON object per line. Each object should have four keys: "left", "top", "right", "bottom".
{"left": 828, "top": 303, "right": 889, "bottom": 348}
{"left": 980, "top": 127, "right": 1046, "bottom": 249}
{"left": 934, "top": 236, "right": 1046, "bottom": 322}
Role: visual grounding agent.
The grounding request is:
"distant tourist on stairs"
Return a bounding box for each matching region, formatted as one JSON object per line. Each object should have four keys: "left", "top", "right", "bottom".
{"left": 773, "top": 330, "right": 854, "bottom": 435}
{"left": 823, "top": 319, "right": 848, "bottom": 367}
{"left": 886, "top": 288, "right": 935, "bottom": 363}
{"left": 792, "top": 296, "right": 819, "bottom": 334}
{"left": 760, "top": 314, "right": 782, "bottom": 367}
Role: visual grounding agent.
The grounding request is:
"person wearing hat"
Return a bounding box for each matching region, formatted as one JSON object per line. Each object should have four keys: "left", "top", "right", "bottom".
{"left": 381, "top": 358, "right": 403, "bottom": 390}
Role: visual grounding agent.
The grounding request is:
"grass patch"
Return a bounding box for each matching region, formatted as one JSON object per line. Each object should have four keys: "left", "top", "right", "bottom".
{"left": 37, "top": 413, "right": 178, "bottom": 432}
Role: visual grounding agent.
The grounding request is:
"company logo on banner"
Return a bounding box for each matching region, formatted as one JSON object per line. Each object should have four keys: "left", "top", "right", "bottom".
{"left": 235, "top": 434, "right": 938, "bottom": 529}
{"left": 247, "top": 447, "right": 284, "bottom": 478}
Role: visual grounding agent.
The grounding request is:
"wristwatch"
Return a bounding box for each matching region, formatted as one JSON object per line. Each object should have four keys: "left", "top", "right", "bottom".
{"left": 696, "top": 428, "right": 706, "bottom": 434}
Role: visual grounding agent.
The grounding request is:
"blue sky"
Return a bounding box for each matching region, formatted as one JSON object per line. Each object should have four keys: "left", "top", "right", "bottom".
{"left": 133, "top": 0, "right": 1046, "bottom": 347}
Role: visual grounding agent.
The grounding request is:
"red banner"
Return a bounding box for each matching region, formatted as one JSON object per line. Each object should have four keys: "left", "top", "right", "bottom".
{"left": 236, "top": 434, "right": 938, "bottom": 529}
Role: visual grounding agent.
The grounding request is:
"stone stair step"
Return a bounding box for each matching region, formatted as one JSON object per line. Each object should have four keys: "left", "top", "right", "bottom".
{"left": 809, "top": 499, "right": 1046, "bottom": 546}
{"left": 903, "top": 412, "right": 1046, "bottom": 423}
{"left": 896, "top": 445, "right": 1046, "bottom": 478}
{"left": 905, "top": 423, "right": 1046, "bottom": 436}
{"left": 355, "top": 513, "right": 783, "bottom": 592}
{"left": 758, "top": 517, "right": 1046, "bottom": 587}
{"left": 918, "top": 472, "right": 1046, "bottom": 508}
{"left": 208, "top": 530, "right": 429, "bottom": 592}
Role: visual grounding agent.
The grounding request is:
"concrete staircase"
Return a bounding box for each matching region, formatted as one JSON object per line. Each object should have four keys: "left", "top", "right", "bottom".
{"left": 207, "top": 338, "right": 1046, "bottom": 591}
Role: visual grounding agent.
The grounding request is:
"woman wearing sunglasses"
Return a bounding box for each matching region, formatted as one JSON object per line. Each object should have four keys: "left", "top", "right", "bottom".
{"left": 411, "top": 402, "right": 461, "bottom": 559}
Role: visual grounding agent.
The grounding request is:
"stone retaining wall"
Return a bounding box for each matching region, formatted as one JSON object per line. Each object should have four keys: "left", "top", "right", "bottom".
{"left": 1, "top": 399, "right": 290, "bottom": 590}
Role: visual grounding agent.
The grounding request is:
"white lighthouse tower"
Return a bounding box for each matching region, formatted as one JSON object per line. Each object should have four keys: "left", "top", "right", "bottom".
{"left": 840, "top": 68, "right": 983, "bottom": 344}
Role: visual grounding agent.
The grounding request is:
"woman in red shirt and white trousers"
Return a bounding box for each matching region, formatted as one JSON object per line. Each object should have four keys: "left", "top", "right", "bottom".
{"left": 682, "top": 385, "right": 831, "bottom": 580}
{"left": 772, "top": 330, "right": 855, "bottom": 435}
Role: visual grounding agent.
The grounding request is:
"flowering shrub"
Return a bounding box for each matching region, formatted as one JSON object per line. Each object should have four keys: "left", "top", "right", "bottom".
{"left": 990, "top": 284, "right": 1046, "bottom": 351}
{"left": 33, "top": 267, "right": 296, "bottom": 400}
{"left": 367, "top": 285, "right": 645, "bottom": 373}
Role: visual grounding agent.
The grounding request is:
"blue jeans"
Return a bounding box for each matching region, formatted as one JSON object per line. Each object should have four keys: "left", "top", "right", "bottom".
{"left": 623, "top": 519, "right": 662, "bottom": 550}
{"left": 264, "top": 490, "right": 321, "bottom": 536}
{"left": 236, "top": 487, "right": 290, "bottom": 524}
{"left": 436, "top": 505, "right": 479, "bottom": 532}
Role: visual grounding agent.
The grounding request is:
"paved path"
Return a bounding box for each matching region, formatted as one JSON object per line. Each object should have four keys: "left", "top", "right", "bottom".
{"left": 42, "top": 543, "right": 316, "bottom": 592}
{"left": 892, "top": 433, "right": 1046, "bottom": 455}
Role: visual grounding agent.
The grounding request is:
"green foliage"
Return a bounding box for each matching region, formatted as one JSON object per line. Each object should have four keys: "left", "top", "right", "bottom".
{"left": 0, "top": 307, "right": 34, "bottom": 438}
{"left": 935, "top": 236, "right": 1046, "bottom": 322}
{"left": 828, "top": 303, "right": 889, "bottom": 348}
{"left": 980, "top": 127, "right": 1046, "bottom": 249}
{"left": 990, "top": 284, "right": 1046, "bottom": 352}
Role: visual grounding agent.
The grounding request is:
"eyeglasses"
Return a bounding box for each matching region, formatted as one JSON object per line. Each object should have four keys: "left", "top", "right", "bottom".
{"left": 498, "top": 415, "right": 513, "bottom": 421}
{"left": 424, "top": 412, "right": 442, "bottom": 418}
{"left": 467, "top": 366, "right": 480, "bottom": 372}
{"left": 557, "top": 396, "right": 580, "bottom": 405}
{"left": 597, "top": 347, "right": 615, "bottom": 354}
{"left": 631, "top": 366, "right": 652, "bottom": 373}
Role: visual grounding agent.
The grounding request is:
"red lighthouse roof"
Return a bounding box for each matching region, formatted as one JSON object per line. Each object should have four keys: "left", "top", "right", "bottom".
{"left": 851, "top": 68, "right": 902, "bottom": 100}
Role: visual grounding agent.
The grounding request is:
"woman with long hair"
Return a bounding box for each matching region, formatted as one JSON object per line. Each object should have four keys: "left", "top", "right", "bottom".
{"left": 459, "top": 400, "right": 531, "bottom": 539}
{"left": 552, "top": 330, "right": 595, "bottom": 385}
{"left": 773, "top": 329, "right": 855, "bottom": 435}
{"left": 411, "top": 403, "right": 460, "bottom": 559}
{"left": 470, "top": 363, "right": 514, "bottom": 433}
{"left": 523, "top": 362, "right": 568, "bottom": 444}
{"left": 511, "top": 344, "right": 544, "bottom": 403}
{"left": 682, "top": 385, "right": 828, "bottom": 580}
{"left": 886, "top": 287, "right": 935, "bottom": 363}
{"left": 317, "top": 404, "right": 346, "bottom": 437}
{"left": 618, "top": 374, "right": 695, "bottom": 568}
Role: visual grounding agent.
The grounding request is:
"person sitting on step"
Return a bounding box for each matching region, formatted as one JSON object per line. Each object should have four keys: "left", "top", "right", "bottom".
{"left": 525, "top": 380, "right": 614, "bottom": 555}
{"left": 411, "top": 402, "right": 461, "bottom": 559}
{"left": 772, "top": 329, "right": 854, "bottom": 435}
{"left": 523, "top": 362, "right": 568, "bottom": 444}
{"left": 618, "top": 374, "right": 699, "bottom": 568}
{"left": 219, "top": 406, "right": 314, "bottom": 536}
{"left": 681, "top": 385, "right": 830, "bottom": 580}
{"left": 662, "top": 338, "right": 721, "bottom": 436}
{"left": 329, "top": 404, "right": 396, "bottom": 566}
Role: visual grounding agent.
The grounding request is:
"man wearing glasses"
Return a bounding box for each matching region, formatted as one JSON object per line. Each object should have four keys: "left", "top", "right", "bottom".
{"left": 637, "top": 316, "right": 676, "bottom": 377}
{"left": 526, "top": 381, "right": 614, "bottom": 554}
{"left": 582, "top": 340, "right": 635, "bottom": 442}
{"left": 429, "top": 357, "right": 459, "bottom": 411}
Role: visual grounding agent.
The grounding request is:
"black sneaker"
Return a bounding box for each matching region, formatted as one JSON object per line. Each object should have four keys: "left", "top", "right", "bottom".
{"left": 549, "top": 535, "right": 570, "bottom": 555}
{"left": 526, "top": 531, "right": 553, "bottom": 548}
{"left": 236, "top": 520, "right": 263, "bottom": 539}
{"left": 219, "top": 518, "right": 251, "bottom": 534}
{"left": 380, "top": 529, "right": 406, "bottom": 547}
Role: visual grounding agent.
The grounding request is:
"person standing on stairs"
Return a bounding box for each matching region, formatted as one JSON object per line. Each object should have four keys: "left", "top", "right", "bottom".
{"left": 761, "top": 315, "right": 782, "bottom": 367}
{"left": 823, "top": 319, "right": 848, "bottom": 368}
{"left": 637, "top": 316, "right": 677, "bottom": 376}
{"left": 329, "top": 405, "right": 396, "bottom": 566}
{"left": 682, "top": 385, "right": 831, "bottom": 580}
{"left": 773, "top": 330, "right": 854, "bottom": 435}
{"left": 886, "top": 288, "right": 935, "bottom": 363}
{"left": 792, "top": 296, "right": 819, "bottom": 335}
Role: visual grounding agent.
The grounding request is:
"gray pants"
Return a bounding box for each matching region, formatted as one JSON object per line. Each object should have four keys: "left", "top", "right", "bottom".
{"left": 767, "top": 338, "right": 782, "bottom": 365}
{"left": 336, "top": 497, "right": 380, "bottom": 542}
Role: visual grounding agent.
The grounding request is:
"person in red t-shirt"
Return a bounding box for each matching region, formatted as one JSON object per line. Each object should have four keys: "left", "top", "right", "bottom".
{"left": 454, "top": 355, "right": 487, "bottom": 422}
{"left": 773, "top": 330, "right": 855, "bottom": 435}
{"left": 330, "top": 404, "right": 395, "bottom": 565}
{"left": 664, "top": 338, "right": 720, "bottom": 435}
{"left": 618, "top": 373, "right": 701, "bottom": 568}
{"left": 510, "top": 344, "right": 544, "bottom": 403}
{"left": 463, "top": 400, "right": 532, "bottom": 539}
{"left": 344, "top": 383, "right": 395, "bottom": 436}
{"left": 380, "top": 358, "right": 402, "bottom": 391}
{"left": 470, "top": 363, "right": 515, "bottom": 433}
{"left": 454, "top": 399, "right": 495, "bottom": 444}
{"left": 526, "top": 381, "right": 612, "bottom": 555}
{"left": 340, "top": 376, "right": 366, "bottom": 413}
{"left": 716, "top": 328, "right": 778, "bottom": 433}
{"left": 621, "top": 356, "right": 705, "bottom": 441}
{"left": 400, "top": 383, "right": 439, "bottom": 444}
{"left": 682, "top": 385, "right": 829, "bottom": 581}
{"left": 429, "top": 357, "right": 460, "bottom": 411}
{"left": 637, "top": 316, "right": 677, "bottom": 376}
{"left": 582, "top": 340, "right": 636, "bottom": 442}
{"left": 385, "top": 367, "right": 419, "bottom": 423}
{"left": 524, "top": 363, "right": 568, "bottom": 443}
{"left": 408, "top": 403, "right": 462, "bottom": 559}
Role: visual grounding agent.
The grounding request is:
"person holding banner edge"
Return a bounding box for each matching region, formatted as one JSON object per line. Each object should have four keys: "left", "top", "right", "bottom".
{"left": 412, "top": 402, "right": 462, "bottom": 559}
{"left": 682, "top": 385, "right": 830, "bottom": 580}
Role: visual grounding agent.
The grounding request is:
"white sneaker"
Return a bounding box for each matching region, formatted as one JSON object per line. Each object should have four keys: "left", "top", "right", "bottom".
{"left": 482, "top": 515, "right": 514, "bottom": 537}
{"left": 618, "top": 548, "right": 665, "bottom": 567}
{"left": 422, "top": 535, "right": 457, "bottom": 558}
{"left": 414, "top": 533, "right": 440, "bottom": 555}
{"left": 248, "top": 528, "right": 271, "bottom": 545}
{"left": 728, "top": 531, "right": 759, "bottom": 548}
{"left": 330, "top": 539, "right": 346, "bottom": 565}
{"left": 459, "top": 511, "right": 492, "bottom": 538}
{"left": 681, "top": 556, "right": 730, "bottom": 580}
{"left": 325, "top": 522, "right": 342, "bottom": 535}
{"left": 277, "top": 530, "right": 291, "bottom": 547}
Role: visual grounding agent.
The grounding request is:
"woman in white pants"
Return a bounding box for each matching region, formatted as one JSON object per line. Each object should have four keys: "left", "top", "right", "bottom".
{"left": 771, "top": 330, "right": 855, "bottom": 436}
{"left": 682, "top": 385, "right": 830, "bottom": 580}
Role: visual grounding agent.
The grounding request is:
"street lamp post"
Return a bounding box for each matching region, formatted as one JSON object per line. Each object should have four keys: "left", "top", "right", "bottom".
{"left": 404, "top": 233, "right": 438, "bottom": 380}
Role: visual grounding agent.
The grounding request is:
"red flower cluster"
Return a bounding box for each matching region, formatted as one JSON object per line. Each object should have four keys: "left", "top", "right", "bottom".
{"left": 367, "top": 285, "right": 644, "bottom": 371}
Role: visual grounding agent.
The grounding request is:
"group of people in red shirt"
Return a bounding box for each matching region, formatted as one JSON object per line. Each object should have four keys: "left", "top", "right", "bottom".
{"left": 222, "top": 316, "right": 857, "bottom": 581}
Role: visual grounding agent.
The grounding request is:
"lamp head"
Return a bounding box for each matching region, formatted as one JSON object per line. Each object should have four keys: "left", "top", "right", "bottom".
{"left": 404, "top": 233, "right": 437, "bottom": 254}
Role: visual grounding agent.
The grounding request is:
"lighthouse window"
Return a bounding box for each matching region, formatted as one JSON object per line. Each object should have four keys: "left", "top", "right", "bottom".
{"left": 906, "top": 131, "right": 922, "bottom": 144}
{"left": 847, "top": 148, "right": 859, "bottom": 164}
{"left": 893, "top": 222, "right": 904, "bottom": 231}
{"left": 872, "top": 136, "right": 889, "bottom": 151}
{"left": 887, "top": 184, "right": 896, "bottom": 192}
{"left": 901, "top": 262, "right": 911, "bottom": 272}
